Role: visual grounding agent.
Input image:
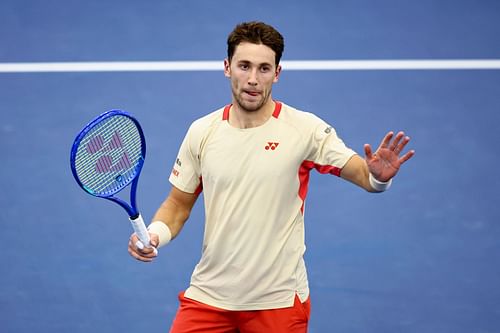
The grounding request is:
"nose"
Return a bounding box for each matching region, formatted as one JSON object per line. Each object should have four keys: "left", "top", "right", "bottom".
{"left": 248, "top": 69, "right": 258, "bottom": 86}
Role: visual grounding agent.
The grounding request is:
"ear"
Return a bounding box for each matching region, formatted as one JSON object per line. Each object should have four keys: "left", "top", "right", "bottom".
{"left": 273, "top": 64, "right": 282, "bottom": 83}
{"left": 224, "top": 59, "right": 231, "bottom": 78}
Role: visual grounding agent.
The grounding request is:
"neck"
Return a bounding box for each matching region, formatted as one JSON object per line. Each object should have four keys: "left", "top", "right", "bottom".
{"left": 229, "top": 99, "right": 275, "bottom": 129}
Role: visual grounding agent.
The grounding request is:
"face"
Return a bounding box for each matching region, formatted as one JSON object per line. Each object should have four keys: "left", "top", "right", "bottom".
{"left": 224, "top": 42, "right": 281, "bottom": 113}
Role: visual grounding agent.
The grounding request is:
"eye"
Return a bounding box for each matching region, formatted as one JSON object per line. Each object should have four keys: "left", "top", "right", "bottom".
{"left": 239, "top": 63, "right": 249, "bottom": 70}
{"left": 260, "top": 66, "right": 271, "bottom": 73}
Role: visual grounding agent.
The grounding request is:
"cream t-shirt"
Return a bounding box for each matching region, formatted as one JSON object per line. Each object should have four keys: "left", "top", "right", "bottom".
{"left": 169, "top": 102, "right": 356, "bottom": 310}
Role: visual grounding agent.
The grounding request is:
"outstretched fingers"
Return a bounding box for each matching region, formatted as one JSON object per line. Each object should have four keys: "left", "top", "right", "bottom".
{"left": 399, "top": 149, "right": 415, "bottom": 165}
{"left": 378, "top": 131, "right": 394, "bottom": 150}
{"left": 368, "top": 130, "right": 415, "bottom": 165}
{"left": 391, "top": 132, "right": 415, "bottom": 164}
{"left": 385, "top": 131, "right": 414, "bottom": 156}
{"left": 388, "top": 131, "right": 405, "bottom": 151}
{"left": 396, "top": 133, "right": 413, "bottom": 154}
{"left": 364, "top": 143, "right": 374, "bottom": 160}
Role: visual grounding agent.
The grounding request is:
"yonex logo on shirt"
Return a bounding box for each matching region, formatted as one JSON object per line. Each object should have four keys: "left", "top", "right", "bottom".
{"left": 265, "top": 142, "right": 279, "bottom": 150}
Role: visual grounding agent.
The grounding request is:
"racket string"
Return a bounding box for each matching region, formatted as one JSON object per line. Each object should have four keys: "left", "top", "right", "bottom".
{"left": 74, "top": 115, "right": 144, "bottom": 196}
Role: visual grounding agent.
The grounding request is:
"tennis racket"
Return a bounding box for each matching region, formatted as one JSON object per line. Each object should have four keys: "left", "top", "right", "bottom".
{"left": 70, "top": 110, "right": 156, "bottom": 253}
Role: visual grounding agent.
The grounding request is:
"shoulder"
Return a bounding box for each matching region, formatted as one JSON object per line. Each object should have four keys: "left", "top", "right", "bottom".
{"left": 183, "top": 106, "right": 225, "bottom": 141}
{"left": 278, "top": 102, "right": 331, "bottom": 133}
{"left": 189, "top": 107, "right": 225, "bottom": 133}
{"left": 180, "top": 106, "right": 226, "bottom": 154}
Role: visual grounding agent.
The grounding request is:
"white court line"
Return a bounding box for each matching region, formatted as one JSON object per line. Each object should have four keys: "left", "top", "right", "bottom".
{"left": 1, "top": 60, "right": 500, "bottom": 73}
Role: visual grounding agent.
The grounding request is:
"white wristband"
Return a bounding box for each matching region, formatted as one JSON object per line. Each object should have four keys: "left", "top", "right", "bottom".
{"left": 147, "top": 221, "right": 172, "bottom": 248}
{"left": 369, "top": 173, "right": 392, "bottom": 192}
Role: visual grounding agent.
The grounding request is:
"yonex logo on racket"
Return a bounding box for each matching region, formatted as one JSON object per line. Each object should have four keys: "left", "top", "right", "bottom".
{"left": 86, "top": 130, "right": 132, "bottom": 173}
{"left": 265, "top": 142, "right": 279, "bottom": 150}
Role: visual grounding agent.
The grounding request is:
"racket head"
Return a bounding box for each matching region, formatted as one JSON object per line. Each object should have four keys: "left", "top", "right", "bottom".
{"left": 70, "top": 110, "right": 146, "bottom": 198}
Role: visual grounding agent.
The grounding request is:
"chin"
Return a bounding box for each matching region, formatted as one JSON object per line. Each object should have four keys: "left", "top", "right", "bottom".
{"left": 241, "top": 104, "right": 262, "bottom": 112}
{"left": 236, "top": 96, "right": 268, "bottom": 112}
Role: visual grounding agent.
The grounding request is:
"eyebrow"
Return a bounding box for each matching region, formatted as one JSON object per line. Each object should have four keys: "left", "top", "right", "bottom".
{"left": 236, "top": 60, "right": 273, "bottom": 67}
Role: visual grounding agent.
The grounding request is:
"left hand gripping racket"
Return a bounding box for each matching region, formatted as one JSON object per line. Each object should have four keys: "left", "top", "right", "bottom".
{"left": 70, "top": 110, "right": 156, "bottom": 253}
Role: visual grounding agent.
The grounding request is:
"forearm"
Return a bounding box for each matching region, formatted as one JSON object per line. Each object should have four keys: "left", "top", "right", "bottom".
{"left": 340, "top": 154, "right": 391, "bottom": 193}
{"left": 151, "top": 197, "right": 190, "bottom": 239}
{"left": 340, "top": 155, "right": 374, "bottom": 192}
{"left": 150, "top": 186, "right": 199, "bottom": 242}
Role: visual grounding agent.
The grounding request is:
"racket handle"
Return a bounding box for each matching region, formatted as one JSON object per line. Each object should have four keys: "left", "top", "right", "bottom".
{"left": 129, "top": 214, "right": 158, "bottom": 255}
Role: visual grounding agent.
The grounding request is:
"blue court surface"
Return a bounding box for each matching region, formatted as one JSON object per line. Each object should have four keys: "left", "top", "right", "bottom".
{"left": 1, "top": 1, "right": 500, "bottom": 332}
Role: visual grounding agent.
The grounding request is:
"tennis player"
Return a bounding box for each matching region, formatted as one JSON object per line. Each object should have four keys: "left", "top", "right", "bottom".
{"left": 128, "top": 21, "right": 415, "bottom": 333}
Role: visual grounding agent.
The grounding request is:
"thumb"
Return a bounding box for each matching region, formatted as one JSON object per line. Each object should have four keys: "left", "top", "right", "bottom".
{"left": 149, "top": 233, "right": 160, "bottom": 248}
{"left": 148, "top": 235, "right": 159, "bottom": 256}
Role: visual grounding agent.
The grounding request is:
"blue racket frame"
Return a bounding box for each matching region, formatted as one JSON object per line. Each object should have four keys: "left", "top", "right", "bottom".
{"left": 70, "top": 110, "right": 146, "bottom": 219}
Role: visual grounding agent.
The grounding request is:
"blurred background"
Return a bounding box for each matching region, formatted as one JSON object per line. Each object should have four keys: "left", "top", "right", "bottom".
{"left": 1, "top": 1, "right": 499, "bottom": 332}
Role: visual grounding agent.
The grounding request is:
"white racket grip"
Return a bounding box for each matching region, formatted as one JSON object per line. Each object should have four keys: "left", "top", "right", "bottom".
{"left": 129, "top": 214, "right": 158, "bottom": 255}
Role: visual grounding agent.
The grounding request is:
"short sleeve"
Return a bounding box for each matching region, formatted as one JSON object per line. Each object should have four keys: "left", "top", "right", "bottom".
{"left": 169, "top": 125, "right": 202, "bottom": 193}
{"left": 308, "top": 117, "right": 357, "bottom": 173}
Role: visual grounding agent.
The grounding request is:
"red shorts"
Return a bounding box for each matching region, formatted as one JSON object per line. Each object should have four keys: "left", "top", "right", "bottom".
{"left": 169, "top": 292, "right": 311, "bottom": 333}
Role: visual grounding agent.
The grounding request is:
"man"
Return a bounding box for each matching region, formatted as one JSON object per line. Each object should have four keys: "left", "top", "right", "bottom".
{"left": 128, "top": 21, "right": 415, "bottom": 333}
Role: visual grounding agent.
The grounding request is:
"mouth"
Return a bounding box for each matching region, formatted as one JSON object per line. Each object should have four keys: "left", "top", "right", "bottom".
{"left": 243, "top": 90, "right": 260, "bottom": 97}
